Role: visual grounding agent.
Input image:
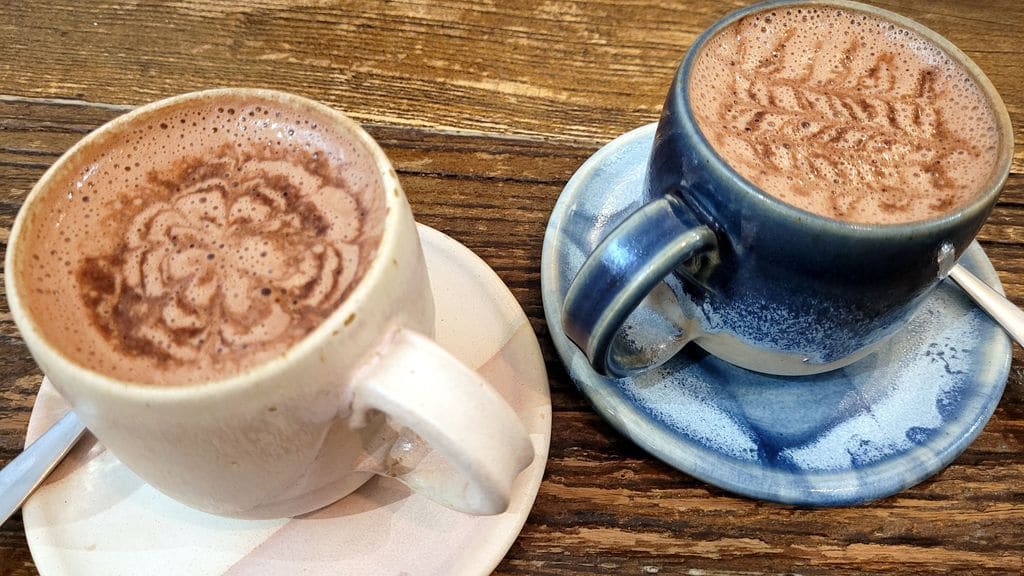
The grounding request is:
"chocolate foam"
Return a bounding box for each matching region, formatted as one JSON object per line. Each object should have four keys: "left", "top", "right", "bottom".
{"left": 690, "top": 6, "right": 1000, "bottom": 224}
{"left": 17, "top": 94, "right": 385, "bottom": 386}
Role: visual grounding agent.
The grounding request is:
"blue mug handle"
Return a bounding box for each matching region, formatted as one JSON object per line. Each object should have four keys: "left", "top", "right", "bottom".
{"left": 562, "top": 195, "right": 716, "bottom": 377}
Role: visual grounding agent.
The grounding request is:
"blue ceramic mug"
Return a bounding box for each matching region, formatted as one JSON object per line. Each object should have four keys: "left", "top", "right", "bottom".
{"left": 562, "top": 0, "right": 1014, "bottom": 377}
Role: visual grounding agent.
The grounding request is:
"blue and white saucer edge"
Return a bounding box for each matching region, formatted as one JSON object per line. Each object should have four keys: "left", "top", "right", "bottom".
{"left": 541, "top": 123, "right": 1012, "bottom": 506}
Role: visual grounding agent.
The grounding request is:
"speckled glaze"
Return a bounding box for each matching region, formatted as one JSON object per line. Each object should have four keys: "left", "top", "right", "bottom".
{"left": 24, "top": 224, "right": 551, "bottom": 576}
{"left": 561, "top": 0, "right": 1014, "bottom": 377}
{"left": 542, "top": 123, "right": 1011, "bottom": 505}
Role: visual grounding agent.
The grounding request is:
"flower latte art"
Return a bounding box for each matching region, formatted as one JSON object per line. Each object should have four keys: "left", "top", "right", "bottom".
{"left": 79, "top": 146, "right": 363, "bottom": 364}
{"left": 17, "top": 95, "right": 385, "bottom": 385}
{"left": 690, "top": 6, "right": 1000, "bottom": 224}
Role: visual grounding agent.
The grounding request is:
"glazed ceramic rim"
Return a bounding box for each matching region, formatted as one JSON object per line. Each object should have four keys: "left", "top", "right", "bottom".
{"left": 675, "top": 0, "right": 1014, "bottom": 239}
{"left": 5, "top": 88, "right": 404, "bottom": 400}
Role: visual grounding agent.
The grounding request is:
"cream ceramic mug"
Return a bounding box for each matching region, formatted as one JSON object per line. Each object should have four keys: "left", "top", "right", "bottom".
{"left": 5, "top": 88, "right": 533, "bottom": 518}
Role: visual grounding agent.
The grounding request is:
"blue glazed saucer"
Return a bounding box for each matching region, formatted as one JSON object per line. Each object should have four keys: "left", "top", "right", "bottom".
{"left": 541, "top": 123, "right": 1012, "bottom": 506}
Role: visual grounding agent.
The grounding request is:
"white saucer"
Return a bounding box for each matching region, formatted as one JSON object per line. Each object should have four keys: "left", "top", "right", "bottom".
{"left": 23, "top": 224, "right": 551, "bottom": 576}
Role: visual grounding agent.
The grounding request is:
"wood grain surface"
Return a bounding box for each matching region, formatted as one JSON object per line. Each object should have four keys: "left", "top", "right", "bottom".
{"left": 1, "top": 1, "right": 1022, "bottom": 574}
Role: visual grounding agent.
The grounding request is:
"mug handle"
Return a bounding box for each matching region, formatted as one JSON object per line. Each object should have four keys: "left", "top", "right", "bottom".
{"left": 350, "top": 328, "right": 533, "bottom": 515}
{"left": 562, "top": 195, "right": 716, "bottom": 377}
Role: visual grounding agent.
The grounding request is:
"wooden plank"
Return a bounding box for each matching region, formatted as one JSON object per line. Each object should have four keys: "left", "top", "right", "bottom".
{"left": 2, "top": 1, "right": 1022, "bottom": 146}
{"left": 1, "top": 1, "right": 1023, "bottom": 574}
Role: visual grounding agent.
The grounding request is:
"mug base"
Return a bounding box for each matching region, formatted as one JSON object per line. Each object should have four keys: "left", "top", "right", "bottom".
{"left": 692, "top": 330, "right": 888, "bottom": 377}
{"left": 210, "top": 472, "right": 375, "bottom": 520}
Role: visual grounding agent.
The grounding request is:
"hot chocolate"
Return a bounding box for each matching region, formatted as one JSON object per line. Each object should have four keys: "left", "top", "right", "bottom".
{"left": 15, "top": 94, "right": 386, "bottom": 386}
{"left": 690, "top": 5, "right": 1000, "bottom": 224}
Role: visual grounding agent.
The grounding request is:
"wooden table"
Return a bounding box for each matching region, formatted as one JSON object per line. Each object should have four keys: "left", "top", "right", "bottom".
{"left": 1, "top": 1, "right": 1022, "bottom": 574}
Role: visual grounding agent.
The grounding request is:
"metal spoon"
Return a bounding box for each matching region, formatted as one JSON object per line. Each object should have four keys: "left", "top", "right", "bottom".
{"left": 949, "top": 263, "right": 1024, "bottom": 347}
{"left": 0, "top": 410, "right": 85, "bottom": 527}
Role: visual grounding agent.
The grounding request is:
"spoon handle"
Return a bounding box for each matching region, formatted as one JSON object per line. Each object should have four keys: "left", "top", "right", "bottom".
{"left": 949, "top": 263, "right": 1024, "bottom": 348}
{"left": 0, "top": 410, "right": 86, "bottom": 527}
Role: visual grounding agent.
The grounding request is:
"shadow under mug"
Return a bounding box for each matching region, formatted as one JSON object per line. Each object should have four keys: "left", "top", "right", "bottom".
{"left": 562, "top": 0, "right": 1014, "bottom": 378}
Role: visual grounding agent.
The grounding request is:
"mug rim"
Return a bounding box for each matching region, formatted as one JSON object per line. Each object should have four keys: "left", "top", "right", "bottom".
{"left": 4, "top": 87, "right": 405, "bottom": 400}
{"left": 673, "top": 0, "right": 1014, "bottom": 239}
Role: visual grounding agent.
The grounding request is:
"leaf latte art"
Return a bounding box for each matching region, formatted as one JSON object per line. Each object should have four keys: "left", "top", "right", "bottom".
{"left": 690, "top": 6, "right": 1000, "bottom": 224}
{"left": 79, "top": 146, "right": 362, "bottom": 365}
